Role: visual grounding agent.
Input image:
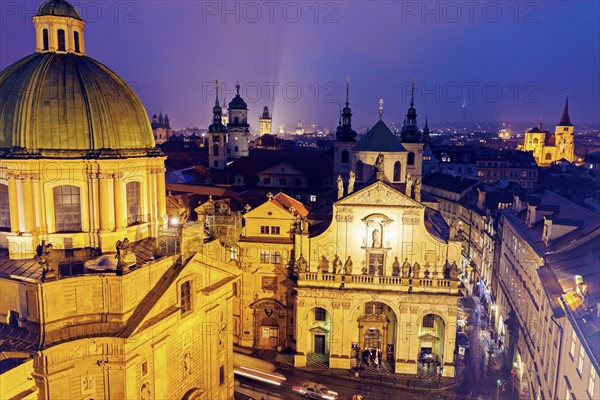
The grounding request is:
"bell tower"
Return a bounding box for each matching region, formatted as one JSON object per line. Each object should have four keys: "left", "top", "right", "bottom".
{"left": 333, "top": 77, "right": 357, "bottom": 182}
{"left": 208, "top": 81, "right": 228, "bottom": 169}
{"left": 33, "top": 0, "right": 86, "bottom": 55}
{"left": 259, "top": 106, "right": 272, "bottom": 136}
{"left": 555, "top": 95, "right": 575, "bottom": 162}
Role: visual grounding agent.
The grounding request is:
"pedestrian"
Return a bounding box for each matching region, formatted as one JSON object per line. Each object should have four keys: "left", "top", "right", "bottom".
{"left": 377, "top": 350, "right": 382, "bottom": 367}
{"left": 374, "top": 355, "right": 379, "bottom": 369}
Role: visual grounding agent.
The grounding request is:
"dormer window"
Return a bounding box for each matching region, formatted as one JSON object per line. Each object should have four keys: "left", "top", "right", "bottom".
{"left": 57, "top": 29, "right": 66, "bottom": 51}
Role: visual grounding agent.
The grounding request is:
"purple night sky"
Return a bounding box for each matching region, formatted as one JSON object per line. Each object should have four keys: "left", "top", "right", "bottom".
{"left": 1, "top": 1, "right": 599, "bottom": 131}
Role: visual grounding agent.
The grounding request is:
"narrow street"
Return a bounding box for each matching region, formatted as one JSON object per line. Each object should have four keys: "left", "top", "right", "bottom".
{"left": 453, "top": 294, "right": 507, "bottom": 400}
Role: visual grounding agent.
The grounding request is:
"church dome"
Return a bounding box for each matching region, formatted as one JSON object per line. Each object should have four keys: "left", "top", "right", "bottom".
{"left": 0, "top": 53, "right": 158, "bottom": 157}
{"left": 37, "top": 0, "right": 82, "bottom": 20}
{"left": 228, "top": 84, "right": 247, "bottom": 110}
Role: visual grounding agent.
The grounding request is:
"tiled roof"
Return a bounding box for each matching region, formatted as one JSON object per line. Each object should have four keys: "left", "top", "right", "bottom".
{"left": 273, "top": 192, "right": 310, "bottom": 217}
{"left": 353, "top": 120, "right": 406, "bottom": 152}
{"left": 422, "top": 173, "right": 479, "bottom": 194}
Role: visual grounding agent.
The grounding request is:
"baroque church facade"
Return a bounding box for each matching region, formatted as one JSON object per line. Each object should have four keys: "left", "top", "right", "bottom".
{"left": 518, "top": 96, "right": 575, "bottom": 166}
{"left": 0, "top": 1, "right": 237, "bottom": 399}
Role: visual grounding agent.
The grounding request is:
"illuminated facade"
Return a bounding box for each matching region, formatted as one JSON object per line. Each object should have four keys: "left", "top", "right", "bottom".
{"left": 259, "top": 106, "right": 272, "bottom": 137}
{"left": 293, "top": 176, "right": 463, "bottom": 377}
{"left": 518, "top": 97, "right": 575, "bottom": 166}
{"left": 0, "top": 1, "right": 237, "bottom": 399}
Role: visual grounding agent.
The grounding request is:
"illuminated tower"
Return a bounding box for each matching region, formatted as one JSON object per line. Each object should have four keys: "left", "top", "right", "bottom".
{"left": 400, "top": 82, "right": 424, "bottom": 178}
{"left": 555, "top": 95, "right": 575, "bottom": 162}
{"left": 259, "top": 106, "right": 272, "bottom": 136}
{"left": 227, "top": 84, "right": 250, "bottom": 158}
{"left": 208, "top": 81, "right": 228, "bottom": 169}
{"left": 333, "top": 78, "right": 357, "bottom": 182}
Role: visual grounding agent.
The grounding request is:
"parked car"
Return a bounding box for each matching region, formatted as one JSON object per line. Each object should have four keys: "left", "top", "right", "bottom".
{"left": 293, "top": 382, "right": 339, "bottom": 400}
{"left": 457, "top": 332, "right": 471, "bottom": 349}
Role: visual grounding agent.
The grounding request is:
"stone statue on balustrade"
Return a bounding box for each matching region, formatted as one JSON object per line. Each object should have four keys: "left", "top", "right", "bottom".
{"left": 344, "top": 256, "right": 353, "bottom": 275}
{"left": 449, "top": 261, "right": 459, "bottom": 280}
{"left": 297, "top": 254, "right": 308, "bottom": 273}
{"left": 319, "top": 255, "right": 329, "bottom": 273}
{"left": 332, "top": 255, "right": 342, "bottom": 274}
{"left": 412, "top": 262, "right": 421, "bottom": 278}
{"left": 35, "top": 240, "right": 57, "bottom": 282}
{"left": 115, "top": 238, "right": 133, "bottom": 276}
{"left": 402, "top": 258, "right": 411, "bottom": 278}
{"left": 392, "top": 257, "right": 400, "bottom": 276}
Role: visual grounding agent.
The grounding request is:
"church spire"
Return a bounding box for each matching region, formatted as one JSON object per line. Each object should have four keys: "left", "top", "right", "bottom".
{"left": 335, "top": 77, "right": 357, "bottom": 142}
{"left": 209, "top": 80, "right": 226, "bottom": 132}
{"left": 401, "top": 80, "right": 420, "bottom": 143}
{"left": 558, "top": 95, "right": 572, "bottom": 126}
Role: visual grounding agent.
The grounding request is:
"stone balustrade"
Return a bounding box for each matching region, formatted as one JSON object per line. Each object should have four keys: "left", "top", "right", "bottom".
{"left": 297, "top": 271, "right": 459, "bottom": 293}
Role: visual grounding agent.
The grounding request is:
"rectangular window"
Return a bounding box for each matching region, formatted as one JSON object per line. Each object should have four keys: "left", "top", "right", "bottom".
{"left": 578, "top": 345, "right": 585, "bottom": 374}
{"left": 260, "top": 250, "right": 270, "bottom": 263}
{"left": 368, "top": 253, "right": 384, "bottom": 275}
{"left": 263, "top": 177, "right": 271, "bottom": 185}
{"left": 126, "top": 181, "right": 142, "bottom": 225}
{"left": 54, "top": 185, "right": 82, "bottom": 232}
{"left": 570, "top": 330, "right": 577, "bottom": 358}
{"left": 279, "top": 178, "right": 286, "bottom": 185}
{"left": 261, "top": 277, "right": 277, "bottom": 291}
{"left": 219, "top": 365, "right": 225, "bottom": 386}
{"left": 0, "top": 184, "right": 10, "bottom": 230}
{"left": 365, "top": 302, "right": 384, "bottom": 314}
{"left": 271, "top": 251, "right": 281, "bottom": 264}
{"left": 260, "top": 226, "right": 270, "bottom": 234}
{"left": 315, "top": 307, "right": 326, "bottom": 321}
{"left": 271, "top": 226, "right": 280, "bottom": 235}
{"left": 230, "top": 247, "right": 238, "bottom": 260}
{"left": 180, "top": 281, "right": 191, "bottom": 315}
{"left": 57, "top": 29, "right": 65, "bottom": 51}
{"left": 141, "top": 361, "right": 148, "bottom": 376}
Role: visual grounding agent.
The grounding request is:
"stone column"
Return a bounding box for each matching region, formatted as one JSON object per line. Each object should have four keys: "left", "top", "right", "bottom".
{"left": 113, "top": 173, "right": 125, "bottom": 229}
{"left": 8, "top": 176, "right": 19, "bottom": 233}
{"left": 22, "top": 175, "right": 35, "bottom": 233}
{"left": 156, "top": 167, "right": 166, "bottom": 222}
{"left": 98, "top": 173, "right": 113, "bottom": 232}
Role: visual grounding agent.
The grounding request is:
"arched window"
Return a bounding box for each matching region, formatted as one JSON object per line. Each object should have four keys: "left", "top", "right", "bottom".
{"left": 393, "top": 161, "right": 401, "bottom": 181}
{"left": 74, "top": 31, "right": 80, "bottom": 53}
{"left": 0, "top": 184, "right": 10, "bottom": 230}
{"left": 356, "top": 160, "right": 363, "bottom": 181}
{"left": 42, "top": 29, "right": 49, "bottom": 50}
{"left": 53, "top": 185, "right": 81, "bottom": 232}
{"left": 213, "top": 143, "right": 219, "bottom": 157}
{"left": 408, "top": 152, "right": 415, "bottom": 166}
{"left": 341, "top": 150, "right": 349, "bottom": 164}
{"left": 234, "top": 117, "right": 239, "bottom": 125}
{"left": 126, "top": 182, "right": 141, "bottom": 225}
{"left": 533, "top": 138, "right": 539, "bottom": 144}
{"left": 57, "top": 29, "right": 66, "bottom": 51}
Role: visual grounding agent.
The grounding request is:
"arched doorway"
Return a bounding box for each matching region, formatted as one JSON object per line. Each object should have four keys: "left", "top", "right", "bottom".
{"left": 418, "top": 314, "right": 445, "bottom": 365}
{"left": 259, "top": 317, "right": 279, "bottom": 348}
{"left": 355, "top": 301, "right": 397, "bottom": 370}
{"left": 250, "top": 298, "right": 287, "bottom": 350}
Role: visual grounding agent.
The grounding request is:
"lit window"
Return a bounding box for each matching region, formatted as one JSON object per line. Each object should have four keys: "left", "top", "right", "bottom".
{"left": 315, "top": 307, "right": 326, "bottom": 321}
{"left": 0, "top": 184, "right": 10, "bottom": 230}
{"left": 180, "top": 281, "right": 192, "bottom": 315}
{"left": 260, "top": 250, "right": 270, "bottom": 263}
{"left": 230, "top": 247, "right": 238, "bottom": 260}
{"left": 74, "top": 31, "right": 80, "bottom": 53}
{"left": 310, "top": 195, "right": 317, "bottom": 202}
{"left": 365, "top": 302, "right": 384, "bottom": 314}
{"left": 271, "top": 251, "right": 281, "bottom": 264}
{"left": 570, "top": 330, "right": 577, "bottom": 357}
{"left": 53, "top": 185, "right": 82, "bottom": 232}
{"left": 126, "top": 182, "right": 141, "bottom": 225}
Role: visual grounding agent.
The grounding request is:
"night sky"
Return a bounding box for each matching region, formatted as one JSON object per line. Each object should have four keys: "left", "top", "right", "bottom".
{"left": 1, "top": 1, "right": 599, "bottom": 130}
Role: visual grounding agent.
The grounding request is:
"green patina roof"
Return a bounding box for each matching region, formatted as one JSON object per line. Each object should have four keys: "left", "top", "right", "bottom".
{"left": 37, "top": 0, "right": 82, "bottom": 20}
{"left": 0, "top": 53, "right": 157, "bottom": 156}
{"left": 353, "top": 120, "right": 407, "bottom": 152}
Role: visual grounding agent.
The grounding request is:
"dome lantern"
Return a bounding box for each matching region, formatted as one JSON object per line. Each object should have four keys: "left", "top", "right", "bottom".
{"left": 33, "top": 0, "right": 86, "bottom": 55}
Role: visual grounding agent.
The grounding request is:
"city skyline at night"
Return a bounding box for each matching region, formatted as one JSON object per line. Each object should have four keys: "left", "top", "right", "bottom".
{"left": 1, "top": 1, "right": 599, "bottom": 130}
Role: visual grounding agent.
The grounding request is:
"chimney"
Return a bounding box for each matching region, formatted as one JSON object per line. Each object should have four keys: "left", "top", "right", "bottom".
{"left": 477, "top": 187, "right": 487, "bottom": 210}
{"left": 542, "top": 217, "right": 553, "bottom": 245}
{"left": 527, "top": 205, "right": 537, "bottom": 227}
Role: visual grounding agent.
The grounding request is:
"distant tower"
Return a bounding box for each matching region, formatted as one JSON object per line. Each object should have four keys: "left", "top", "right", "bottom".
{"left": 296, "top": 120, "right": 304, "bottom": 135}
{"left": 259, "top": 106, "right": 272, "bottom": 136}
{"left": 221, "top": 95, "right": 229, "bottom": 126}
{"left": 400, "top": 82, "right": 424, "bottom": 178}
{"left": 460, "top": 98, "right": 467, "bottom": 124}
{"left": 422, "top": 116, "right": 430, "bottom": 143}
{"left": 151, "top": 111, "right": 172, "bottom": 144}
{"left": 208, "top": 81, "right": 228, "bottom": 169}
{"left": 333, "top": 77, "right": 357, "bottom": 181}
{"left": 227, "top": 84, "right": 250, "bottom": 158}
{"left": 555, "top": 95, "right": 575, "bottom": 162}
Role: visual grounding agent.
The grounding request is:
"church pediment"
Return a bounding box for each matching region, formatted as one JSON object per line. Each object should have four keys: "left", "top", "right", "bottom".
{"left": 309, "top": 324, "right": 330, "bottom": 334}
{"left": 337, "top": 181, "right": 422, "bottom": 208}
{"left": 357, "top": 313, "right": 389, "bottom": 323}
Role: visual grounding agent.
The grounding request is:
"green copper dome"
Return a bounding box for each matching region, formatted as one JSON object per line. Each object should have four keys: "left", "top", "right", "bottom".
{"left": 37, "top": 0, "right": 82, "bottom": 20}
{"left": 0, "top": 53, "right": 158, "bottom": 158}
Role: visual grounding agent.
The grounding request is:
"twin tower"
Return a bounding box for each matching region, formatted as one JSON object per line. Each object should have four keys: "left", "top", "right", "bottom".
{"left": 208, "top": 83, "right": 272, "bottom": 169}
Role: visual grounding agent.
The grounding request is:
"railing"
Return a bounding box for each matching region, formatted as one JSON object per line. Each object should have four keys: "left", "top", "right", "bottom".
{"left": 297, "top": 272, "right": 459, "bottom": 293}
